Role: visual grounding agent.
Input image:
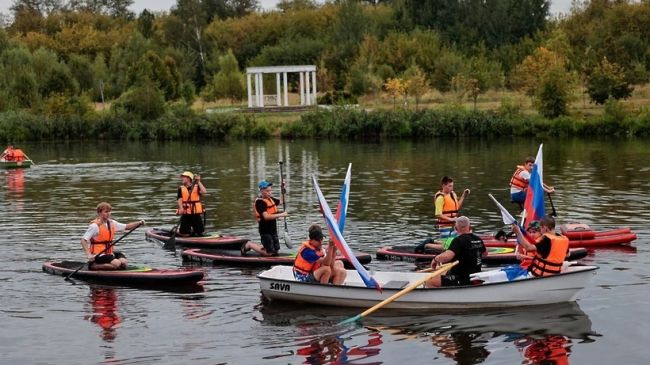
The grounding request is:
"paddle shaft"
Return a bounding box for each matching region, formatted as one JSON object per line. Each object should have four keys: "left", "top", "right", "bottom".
{"left": 348, "top": 261, "right": 458, "bottom": 322}
{"left": 278, "top": 161, "right": 292, "bottom": 248}
{"left": 547, "top": 192, "right": 557, "bottom": 217}
{"left": 65, "top": 221, "right": 143, "bottom": 281}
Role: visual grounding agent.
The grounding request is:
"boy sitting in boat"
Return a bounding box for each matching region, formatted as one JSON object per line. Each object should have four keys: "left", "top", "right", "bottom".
{"left": 511, "top": 216, "right": 569, "bottom": 278}
{"left": 80, "top": 202, "right": 144, "bottom": 270}
{"left": 293, "top": 224, "right": 347, "bottom": 285}
{"left": 425, "top": 216, "right": 487, "bottom": 287}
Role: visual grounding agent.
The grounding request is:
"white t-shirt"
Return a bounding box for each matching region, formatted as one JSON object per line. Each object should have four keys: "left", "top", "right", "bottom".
{"left": 82, "top": 219, "right": 127, "bottom": 242}
{"left": 510, "top": 170, "right": 531, "bottom": 194}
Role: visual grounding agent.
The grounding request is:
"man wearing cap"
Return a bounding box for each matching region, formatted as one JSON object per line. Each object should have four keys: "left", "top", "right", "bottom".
{"left": 241, "top": 180, "right": 288, "bottom": 256}
{"left": 177, "top": 171, "right": 207, "bottom": 237}
{"left": 425, "top": 216, "right": 487, "bottom": 287}
{"left": 293, "top": 224, "right": 347, "bottom": 284}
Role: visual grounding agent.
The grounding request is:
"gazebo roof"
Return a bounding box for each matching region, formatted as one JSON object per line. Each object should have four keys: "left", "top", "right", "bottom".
{"left": 246, "top": 65, "right": 316, "bottom": 74}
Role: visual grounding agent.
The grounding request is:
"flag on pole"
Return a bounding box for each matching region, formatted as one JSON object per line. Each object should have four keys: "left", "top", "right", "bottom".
{"left": 488, "top": 194, "right": 517, "bottom": 225}
{"left": 335, "top": 163, "right": 352, "bottom": 233}
{"left": 523, "top": 144, "right": 546, "bottom": 227}
{"left": 313, "top": 175, "right": 380, "bottom": 290}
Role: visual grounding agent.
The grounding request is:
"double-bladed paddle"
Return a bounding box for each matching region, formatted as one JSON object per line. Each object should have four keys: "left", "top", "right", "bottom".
{"left": 65, "top": 221, "right": 144, "bottom": 284}
{"left": 339, "top": 261, "right": 458, "bottom": 325}
{"left": 279, "top": 161, "right": 292, "bottom": 249}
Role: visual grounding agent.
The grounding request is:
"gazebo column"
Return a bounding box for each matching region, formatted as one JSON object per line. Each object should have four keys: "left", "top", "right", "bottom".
{"left": 276, "top": 73, "right": 281, "bottom": 106}
{"left": 283, "top": 72, "right": 288, "bottom": 106}
{"left": 311, "top": 71, "right": 317, "bottom": 105}
{"left": 305, "top": 72, "right": 311, "bottom": 106}
{"left": 247, "top": 73, "right": 253, "bottom": 107}
{"left": 299, "top": 72, "right": 305, "bottom": 105}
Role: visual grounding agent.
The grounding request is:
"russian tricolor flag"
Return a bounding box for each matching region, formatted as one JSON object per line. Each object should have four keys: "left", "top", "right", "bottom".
{"left": 523, "top": 144, "right": 546, "bottom": 228}
{"left": 312, "top": 168, "right": 380, "bottom": 290}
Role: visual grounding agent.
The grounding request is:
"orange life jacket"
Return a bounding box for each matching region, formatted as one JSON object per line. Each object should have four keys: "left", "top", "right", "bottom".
{"left": 177, "top": 184, "right": 204, "bottom": 214}
{"left": 529, "top": 233, "right": 569, "bottom": 277}
{"left": 12, "top": 149, "right": 25, "bottom": 162}
{"left": 90, "top": 218, "right": 116, "bottom": 255}
{"left": 254, "top": 197, "right": 278, "bottom": 222}
{"left": 509, "top": 165, "right": 529, "bottom": 191}
{"left": 434, "top": 191, "right": 459, "bottom": 228}
{"left": 293, "top": 240, "right": 324, "bottom": 275}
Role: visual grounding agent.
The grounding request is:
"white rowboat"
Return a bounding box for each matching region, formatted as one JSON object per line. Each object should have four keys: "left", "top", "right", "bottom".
{"left": 258, "top": 264, "right": 598, "bottom": 309}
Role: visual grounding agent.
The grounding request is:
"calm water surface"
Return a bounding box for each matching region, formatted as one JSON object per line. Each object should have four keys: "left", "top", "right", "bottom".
{"left": 1, "top": 138, "right": 649, "bottom": 364}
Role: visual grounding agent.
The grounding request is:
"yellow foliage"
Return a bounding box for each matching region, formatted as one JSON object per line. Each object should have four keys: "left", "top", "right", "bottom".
{"left": 512, "top": 46, "right": 566, "bottom": 96}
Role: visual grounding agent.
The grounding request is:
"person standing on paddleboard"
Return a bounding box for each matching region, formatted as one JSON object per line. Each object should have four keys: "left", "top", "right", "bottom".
{"left": 241, "top": 180, "right": 288, "bottom": 256}
{"left": 80, "top": 202, "right": 144, "bottom": 270}
{"left": 177, "top": 171, "right": 207, "bottom": 237}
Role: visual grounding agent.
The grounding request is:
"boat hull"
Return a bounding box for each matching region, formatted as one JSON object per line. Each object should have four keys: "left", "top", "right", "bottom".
{"left": 258, "top": 265, "right": 597, "bottom": 309}
{"left": 182, "top": 248, "right": 372, "bottom": 269}
{"left": 145, "top": 227, "right": 249, "bottom": 249}
{"left": 376, "top": 245, "right": 588, "bottom": 265}
{"left": 43, "top": 261, "right": 204, "bottom": 286}
{"left": 0, "top": 159, "right": 32, "bottom": 169}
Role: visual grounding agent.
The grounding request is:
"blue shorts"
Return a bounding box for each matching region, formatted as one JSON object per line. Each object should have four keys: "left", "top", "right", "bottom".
{"left": 293, "top": 270, "right": 316, "bottom": 283}
{"left": 439, "top": 227, "right": 454, "bottom": 238}
{"left": 511, "top": 191, "right": 526, "bottom": 204}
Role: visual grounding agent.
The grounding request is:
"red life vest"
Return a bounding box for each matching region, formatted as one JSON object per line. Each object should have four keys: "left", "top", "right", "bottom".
{"left": 509, "top": 165, "right": 529, "bottom": 191}
{"left": 529, "top": 233, "right": 569, "bottom": 277}
{"left": 254, "top": 197, "right": 278, "bottom": 222}
{"left": 434, "top": 191, "right": 459, "bottom": 228}
{"left": 177, "top": 184, "right": 204, "bottom": 214}
{"left": 293, "top": 241, "right": 324, "bottom": 275}
{"left": 89, "top": 218, "right": 116, "bottom": 255}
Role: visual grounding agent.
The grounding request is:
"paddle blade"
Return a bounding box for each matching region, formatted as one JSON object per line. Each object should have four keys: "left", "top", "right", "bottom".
{"left": 338, "top": 314, "right": 362, "bottom": 325}
{"left": 283, "top": 228, "right": 293, "bottom": 249}
{"left": 163, "top": 226, "right": 178, "bottom": 251}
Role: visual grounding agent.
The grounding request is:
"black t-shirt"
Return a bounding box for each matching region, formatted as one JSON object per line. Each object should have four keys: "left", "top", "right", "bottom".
{"left": 447, "top": 233, "right": 486, "bottom": 282}
{"left": 256, "top": 197, "right": 280, "bottom": 235}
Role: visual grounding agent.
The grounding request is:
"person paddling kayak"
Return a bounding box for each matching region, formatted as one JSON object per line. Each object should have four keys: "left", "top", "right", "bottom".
{"left": 80, "top": 202, "right": 145, "bottom": 270}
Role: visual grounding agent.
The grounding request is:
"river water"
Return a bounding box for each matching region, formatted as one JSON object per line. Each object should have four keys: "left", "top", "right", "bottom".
{"left": 1, "top": 138, "right": 649, "bottom": 364}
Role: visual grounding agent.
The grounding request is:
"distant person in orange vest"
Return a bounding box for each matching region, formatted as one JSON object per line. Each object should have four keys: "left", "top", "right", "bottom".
{"left": 434, "top": 176, "right": 470, "bottom": 238}
{"left": 80, "top": 202, "right": 145, "bottom": 270}
{"left": 1, "top": 144, "right": 26, "bottom": 162}
{"left": 509, "top": 156, "right": 554, "bottom": 206}
{"left": 293, "top": 224, "right": 347, "bottom": 284}
{"left": 177, "top": 171, "right": 207, "bottom": 237}
{"left": 241, "top": 180, "right": 288, "bottom": 256}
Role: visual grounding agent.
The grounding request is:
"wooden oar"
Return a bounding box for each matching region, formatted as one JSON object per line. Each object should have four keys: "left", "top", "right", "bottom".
{"left": 65, "top": 221, "right": 143, "bottom": 283}
{"left": 279, "top": 161, "right": 292, "bottom": 249}
{"left": 339, "top": 261, "right": 458, "bottom": 325}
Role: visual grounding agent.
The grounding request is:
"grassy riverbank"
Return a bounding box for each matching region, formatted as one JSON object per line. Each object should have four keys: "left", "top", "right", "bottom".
{"left": 2, "top": 89, "right": 650, "bottom": 142}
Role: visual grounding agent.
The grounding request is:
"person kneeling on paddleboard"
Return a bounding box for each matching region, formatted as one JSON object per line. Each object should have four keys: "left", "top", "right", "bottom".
{"left": 80, "top": 202, "right": 144, "bottom": 270}
{"left": 293, "top": 224, "right": 347, "bottom": 285}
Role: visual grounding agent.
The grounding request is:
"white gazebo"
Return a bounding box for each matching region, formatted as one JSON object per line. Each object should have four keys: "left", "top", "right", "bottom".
{"left": 246, "top": 65, "right": 317, "bottom": 108}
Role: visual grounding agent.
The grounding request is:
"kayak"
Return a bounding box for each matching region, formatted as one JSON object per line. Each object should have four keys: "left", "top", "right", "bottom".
{"left": 258, "top": 264, "right": 598, "bottom": 309}
{"left": 0, "top": 159, "right": 32, "bottom": 169}
{"left": 376, "top": 245, "right": 588, "bottom": 265}
{"left": 483, "top": 224, "right": 636, "bottom": 248}
{"left": 182, "top": 248, "right": 372, "bottom": 269}
{"left": 42, "top": 261, "right": 205, "bottom": 287}
{"left": 145, "top": 227, "right": 249, "bottom": 249}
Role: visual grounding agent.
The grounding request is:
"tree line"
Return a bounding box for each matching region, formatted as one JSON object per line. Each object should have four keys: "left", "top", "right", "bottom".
{"left": 0, "top": 0, "right": 648, "bottom": 124}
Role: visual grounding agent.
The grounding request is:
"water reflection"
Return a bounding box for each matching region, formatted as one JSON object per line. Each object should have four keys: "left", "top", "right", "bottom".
{"left": 260, "top": 301, "right": 597, "bottom": 364}
{"left": 84, "top": 286, "right": 120, "bottom": 342}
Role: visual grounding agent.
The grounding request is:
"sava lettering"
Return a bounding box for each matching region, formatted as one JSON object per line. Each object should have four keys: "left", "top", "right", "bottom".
{"left": 270, "top": 282, "right": 291, "bottom": 291}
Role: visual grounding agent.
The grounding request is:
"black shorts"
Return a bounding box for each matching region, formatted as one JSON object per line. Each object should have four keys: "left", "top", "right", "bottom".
{"left": 260, "top": 233, "right": 280, "bottom": 254}
{"left": 180, "top": 214, "right": 204, "bottom": 236}
{"left": 94, "top": 251, "right": 126, "bottom": 264}
{"left": 440, "top": 274, "right": 470, "bottom": 287}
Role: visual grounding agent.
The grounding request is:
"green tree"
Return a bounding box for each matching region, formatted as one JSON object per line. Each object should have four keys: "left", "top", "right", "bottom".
{"left": 535, "top": 67, "right": 574, "bottom": 118}
{"left": 112, "top": 77, "right": 166, "bottom": 120}
{"left": 403, "top": 64, "right": 429, "bottom": 110}
{"left": 206, "top": 49, "right": 244, "bottom": 102}
{"left": 587, "top": 57, "right": 633, "bottom": 105}
{"left": 68, "top": 54, "right": 95, "bottom": 92}
{"left": 137, "top": 9, "right": 155, "bottom": 38}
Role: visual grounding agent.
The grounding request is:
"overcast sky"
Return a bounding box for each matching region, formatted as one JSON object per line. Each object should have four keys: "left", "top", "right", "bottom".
{"left": 0, "top": 0, "right": 575, "bottom": 17}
